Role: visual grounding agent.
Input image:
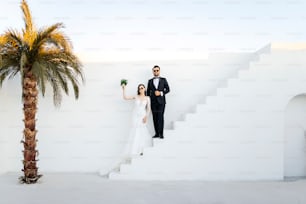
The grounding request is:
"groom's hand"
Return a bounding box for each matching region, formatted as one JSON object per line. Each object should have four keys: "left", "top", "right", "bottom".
{"left": 155, "top": 91, "right": 161, "bottom": 96}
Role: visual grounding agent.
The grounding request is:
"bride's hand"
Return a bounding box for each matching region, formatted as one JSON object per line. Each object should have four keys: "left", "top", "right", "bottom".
{"left": 142, "top": 116, "right": 147, "bottom": 123}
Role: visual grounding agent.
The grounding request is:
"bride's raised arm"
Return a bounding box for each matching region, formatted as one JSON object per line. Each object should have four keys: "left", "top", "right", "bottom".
{"left": 122, "top": 85, "right": 135, "bottom": 100}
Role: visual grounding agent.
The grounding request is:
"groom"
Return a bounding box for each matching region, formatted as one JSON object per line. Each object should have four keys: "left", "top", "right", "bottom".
{"left": 147, "top": 65, "right": 170, "bottom": 139}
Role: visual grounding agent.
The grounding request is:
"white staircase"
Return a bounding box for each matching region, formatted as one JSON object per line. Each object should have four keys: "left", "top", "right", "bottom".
{"left": 165, "top": 44, "right": 271, "bottom": 127}
{"left": 108, "top": 44, "right": 306, "bottom": 180}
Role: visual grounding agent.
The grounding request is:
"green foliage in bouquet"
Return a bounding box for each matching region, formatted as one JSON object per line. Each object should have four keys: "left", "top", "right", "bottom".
{"left": 121, "top": 79, "right": 128, "bottom": 86}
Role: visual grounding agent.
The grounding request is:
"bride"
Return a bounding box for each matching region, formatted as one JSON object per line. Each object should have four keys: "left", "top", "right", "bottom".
{"left": 100, "top": 83, "right": 153, "bottom": 176}
{"left": 121, "top": 83, "right": 152, "bottom": 158}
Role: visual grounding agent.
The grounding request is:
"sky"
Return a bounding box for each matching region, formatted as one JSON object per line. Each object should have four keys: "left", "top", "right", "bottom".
{"left": 1, "top": 0, "right": 306, "bottom": 62}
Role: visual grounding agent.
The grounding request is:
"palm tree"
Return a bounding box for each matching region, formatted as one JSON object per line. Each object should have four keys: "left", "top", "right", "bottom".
{"left": 0, "top": 0, "right": 84, "bottom": 184}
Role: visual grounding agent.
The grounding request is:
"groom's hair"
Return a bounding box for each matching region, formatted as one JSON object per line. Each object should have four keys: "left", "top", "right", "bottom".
{"left": 153, "top": 65, "right": 160, "bottom": 70}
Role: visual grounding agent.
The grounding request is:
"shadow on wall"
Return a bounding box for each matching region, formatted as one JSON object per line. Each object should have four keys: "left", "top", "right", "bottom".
{"left": 284, "top": 94, "right": 306, "bottom": 178}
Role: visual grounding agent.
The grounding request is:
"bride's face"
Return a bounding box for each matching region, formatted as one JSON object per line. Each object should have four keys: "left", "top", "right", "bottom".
{"left": 138, "top": 86, "right": 145, "bottom": 94}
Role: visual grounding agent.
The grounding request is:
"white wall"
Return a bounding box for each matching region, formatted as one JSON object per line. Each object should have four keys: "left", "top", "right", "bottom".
{"left": 0, "top": 79, "right": 23, "bottom": 174}
{"left": 1, "top": 57, "right": 259, "bottom": 174}
{"left": 2, "top": 45, "right": 306, "bottom": 181}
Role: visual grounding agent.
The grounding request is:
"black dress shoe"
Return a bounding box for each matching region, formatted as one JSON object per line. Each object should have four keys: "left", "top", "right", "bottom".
{"left": 159, "top": 135, "right": 164, "bottom": 139}
{"left": 152, "top": 135, "right": 159, "bottom": 138}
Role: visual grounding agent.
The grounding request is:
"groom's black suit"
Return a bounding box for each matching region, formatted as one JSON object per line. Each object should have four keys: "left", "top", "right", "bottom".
{"left": 147, "top": 77, "right": 170, "bottom": 138}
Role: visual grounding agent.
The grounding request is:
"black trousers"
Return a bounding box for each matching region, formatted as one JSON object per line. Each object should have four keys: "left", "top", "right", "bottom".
{"left": 151, "top": 103, "right": 165, "bottom": 137}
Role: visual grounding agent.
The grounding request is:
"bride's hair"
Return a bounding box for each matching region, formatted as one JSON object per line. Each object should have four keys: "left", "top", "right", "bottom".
{"left": 137, "top": 84, "right": 146, "bottom": 95}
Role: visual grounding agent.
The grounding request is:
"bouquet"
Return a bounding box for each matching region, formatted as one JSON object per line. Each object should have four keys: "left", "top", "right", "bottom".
{"left": 120, "top": 79, "right": 128, "bottom": 86}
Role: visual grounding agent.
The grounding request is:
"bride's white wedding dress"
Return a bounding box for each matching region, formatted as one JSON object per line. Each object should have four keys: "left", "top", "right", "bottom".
{"left": 123, "top": 96, "right": 152, "bottom": 158}
{"left": 100, "top": 96, "right": 153, "bottom": 176}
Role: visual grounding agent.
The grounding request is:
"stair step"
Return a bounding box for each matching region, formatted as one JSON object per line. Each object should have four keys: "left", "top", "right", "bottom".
{"left": 153, "top": 138, "right": 165, "bottom": 146}
{"left": 109, "top": 172, "right": 176, "bottom": 180}
{"left": 238, "top": 69, "right": 253, "bottom": 79}
{"left": 173, "top": 121, "right": 186, "bottom": 129}
{"left": 108, "top": 172, "right": 131, "bottom": 180}
{"left": 185, "top": 113, "right": 196, "bottom": 121}
{"left": 196, "top": 104, "right": 225, "bottom": 113}
{"left": 163, "top": 129, "right": 176, "bottom": 137}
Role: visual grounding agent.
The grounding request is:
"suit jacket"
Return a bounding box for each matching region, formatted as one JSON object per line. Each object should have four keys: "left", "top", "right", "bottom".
{"left": 147, "top": 77, "right": 170, "bottom": 105}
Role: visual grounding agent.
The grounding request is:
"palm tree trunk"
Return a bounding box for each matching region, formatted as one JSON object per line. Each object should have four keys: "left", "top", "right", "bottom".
{"left": 20, "top": 69, "right": 41, "bottom": 184}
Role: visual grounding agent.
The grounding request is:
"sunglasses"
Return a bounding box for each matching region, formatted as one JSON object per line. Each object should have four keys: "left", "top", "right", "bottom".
{"left": 139, "top": 87, "right": 144, "bottom": 90}
{"left": 153, "top": 69, "right": 159, "bottom": 72}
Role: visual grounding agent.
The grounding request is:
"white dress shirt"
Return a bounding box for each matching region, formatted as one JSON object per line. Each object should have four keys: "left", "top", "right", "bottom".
{"left": 153, "top": 77, "right": 159, "bottom": 89}
{"left": 153, "top": 77, "right": 163, "bottom": 96}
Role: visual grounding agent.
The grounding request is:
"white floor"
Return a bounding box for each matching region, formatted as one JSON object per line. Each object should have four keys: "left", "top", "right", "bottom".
{"left": 1, "top": 173, "right": 306, "bottom": 204}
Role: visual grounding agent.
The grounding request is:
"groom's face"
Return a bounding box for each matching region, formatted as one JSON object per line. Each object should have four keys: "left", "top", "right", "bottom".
{"left": 153, "top": 68, "right": 160, "bottom": 77}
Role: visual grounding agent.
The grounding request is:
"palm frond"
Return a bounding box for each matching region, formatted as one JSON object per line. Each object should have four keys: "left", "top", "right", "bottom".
{"left": 32, "top": 50, "right": 83, "bottom": 105}
{"left": 21, "top": 0, "right": 36, "bottom": 48}
{"left": 0, "top": 65, "right": 20, "bottom": 87}
{"left": 6, "top": 29, "right": 23, "bottom": 46}
{"left": 0, "top": 30, "right": 22, "bottom": 51}
{"left": 0, "top": 34, "right": 8, "bottom": 46}
{"left": 39, "top": 50, "right": 84, "bottom": 81}
{"left": 21, "top": 0, "right": 34, "bottom": 32}
{"left": 31, "top": 23, "right": 63, "bottom": 53}
{"left": 63, "top": 66, "right": 80, "bottom": 99}
{"left": 34, "top": 30, "right": 73, "bottom": 58}
{"left": 48, "top": 31, "right": 72, "bottom": 53}
{"left": 0, "top": 32, "right": 21, "bottom": 81}
{"left": 0, "top": 54, "right": 20, "bottom": 69}
{"left": 46, "top": 69, "right": 62, "bottom": 106}
{"left": 31, "top": 61, "right": 46, "bottom": 96}
{"left": 33, "top": 60, "right": 68, "bottom": 96}
{"left": 32, "top": 59, "right": 62, "bottom": 105}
